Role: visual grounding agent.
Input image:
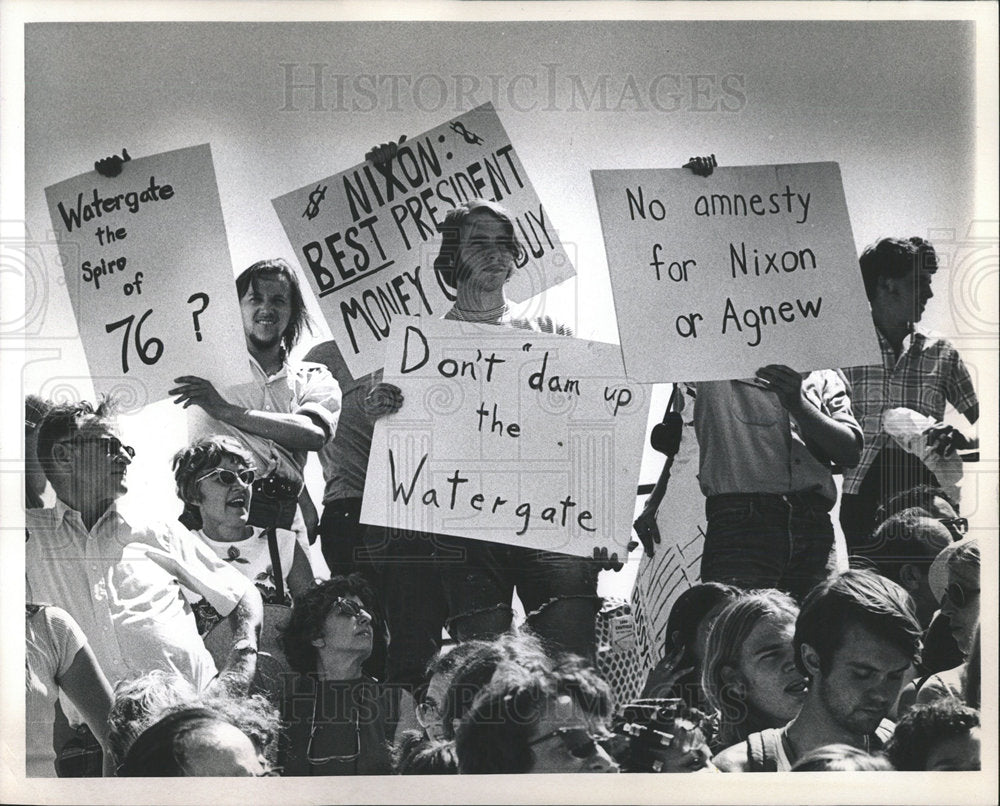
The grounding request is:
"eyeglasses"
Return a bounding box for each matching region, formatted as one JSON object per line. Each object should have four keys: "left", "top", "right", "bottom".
{"left": 59, "top": 435, "right": 135, "bottom": 459}
{"left": 945, "top": 580, "right": 979, "bottom": 609}
{"left": 307, "top": 711, "right": 361, "bottom": 766}
{"left": 415, "top": 697, "right": 441, "bottom": 729}
{"left": 527, "top": 727, "right": 604, "bottom": 759}
{"left": 196, "top": 467, "right": 256, "bottom": 486}
{"left": 938, "top": 517, "right": 969, "bottom": 536}
{"left": 331, "top": 597, "right": 371, "bottom": 621}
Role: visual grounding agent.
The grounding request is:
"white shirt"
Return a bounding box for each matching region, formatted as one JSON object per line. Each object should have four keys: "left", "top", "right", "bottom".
{"left": 26, "top": 498, "right": 252, "bottom": 692}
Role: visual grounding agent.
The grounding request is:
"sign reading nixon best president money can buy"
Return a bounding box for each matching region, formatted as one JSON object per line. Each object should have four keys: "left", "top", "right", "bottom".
{"left": 592, "top": 162, "right": 881, "bottom": 383}
{"left": 272, "top": 102, "right": 576, "bottom": 378}
{"left": 44, "top": 144, "right": 252, "bottom": 405}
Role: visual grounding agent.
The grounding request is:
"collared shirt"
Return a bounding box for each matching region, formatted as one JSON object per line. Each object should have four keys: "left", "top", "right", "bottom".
{"left": 304, "top": 341, "right": 376, "bottom": 503}
{"left": 26, "top": 497, "right": 252, "bottom": 691}
{"left": 690, "top": 371, "right": 862, "bottom": 505}
{"left": 841, "top": 326, "right": 977, "bottom": 495}
{"left": 188, "top": 354, "right": 341, "bottom": 484}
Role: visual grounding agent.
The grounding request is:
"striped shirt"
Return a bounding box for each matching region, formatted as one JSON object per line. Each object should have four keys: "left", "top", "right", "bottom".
{"left": 841, "top": 326, "right": 977, "bottom": 495}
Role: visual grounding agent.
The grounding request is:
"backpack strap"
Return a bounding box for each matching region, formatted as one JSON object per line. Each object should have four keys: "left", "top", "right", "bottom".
{"left": 746, "top": 729, "right": 781, "bottom": 772}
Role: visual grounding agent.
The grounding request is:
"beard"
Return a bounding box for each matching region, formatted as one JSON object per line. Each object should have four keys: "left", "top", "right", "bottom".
{"left": 247, "top": 330, "right": 283, "bottom": 353}
{"left": 816, "top": 677, "right": 886, "bottom": 736}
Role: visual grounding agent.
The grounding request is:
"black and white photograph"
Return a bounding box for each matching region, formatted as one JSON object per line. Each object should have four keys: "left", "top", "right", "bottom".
{"left": 1, "top": 2, "right": 996, "bottom": 804}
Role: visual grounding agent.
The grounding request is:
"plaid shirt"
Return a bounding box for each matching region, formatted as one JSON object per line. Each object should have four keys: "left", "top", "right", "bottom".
{"left": 841, "top": 326, "right": 977, "bottom": 494}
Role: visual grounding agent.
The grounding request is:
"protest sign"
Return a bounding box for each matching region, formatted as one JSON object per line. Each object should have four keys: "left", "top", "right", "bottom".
{"left": 592, "top": 163, "right": 881, "bottom": 382}
{"left": 361, "top": 318, "right": 649, "bottom": 557}
{"left": 44, "top": 144, "right": 250, "bottom": 405}
{"left": 629, "top": 411, "right": 706, "bottom": 689}
{"left": 272, "top": 102, "right": 576, "bottom": 378}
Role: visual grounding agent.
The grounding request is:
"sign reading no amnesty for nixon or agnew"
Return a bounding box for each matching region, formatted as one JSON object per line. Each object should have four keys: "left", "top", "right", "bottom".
{"left": 592, "top": 163, "right": 881, "bottom": 383}
{"left": 44, "top": 144, "right": 251, "bottom": 406}
{"left": 272, "top": 102, "right": 576, "bottom": 379}
{"left": 361, "top": 318, "right": 650, "bottom": 558}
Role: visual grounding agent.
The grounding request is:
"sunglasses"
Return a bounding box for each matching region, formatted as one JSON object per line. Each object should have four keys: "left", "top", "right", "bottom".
{"left": 60, "top": 435, "right": 135, "bottom": 459}
{"left": 938, "top": 517, "right": 969, "bottom": 536}
{"left": 307, "top": 712, "right": 361, "bottom": 766}
{"left": 527, "top": 727, "right": 604, "bottom": 759}
{"left": 945, "top": 581, "right": 979, "bottom": 609}
{"left": 331, "top": 597, "right": 372, "bottom": 620}
{"left": 196, "top": 467, "right": 256, "bottom": 486}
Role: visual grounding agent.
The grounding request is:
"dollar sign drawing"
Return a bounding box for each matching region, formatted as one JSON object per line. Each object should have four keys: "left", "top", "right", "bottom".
{"left": 302, "top": 184, "right": 328, "bottom": 220}
{"left": 450, "top": 121, "right": 484, "bottom": 145}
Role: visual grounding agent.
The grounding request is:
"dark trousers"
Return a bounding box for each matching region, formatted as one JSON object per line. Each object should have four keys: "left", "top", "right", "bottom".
{"left": 361, "top": 525, "right": 450, "bottom": 692}
{"left": 435, "top": 537, "right": 601, "bottom": 661}
{"left": 840, "top": 446, "right": 939, "bottom": 552}
{"left": 700, "top": 491, "right": 834, "bottom": 602}
{"left": 318, "top": 497, "right": 368, "bottom": 579}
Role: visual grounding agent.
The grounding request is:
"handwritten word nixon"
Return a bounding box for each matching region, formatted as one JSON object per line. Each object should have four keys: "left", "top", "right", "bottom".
{"left": 390, "top": 451, "right": 597, "bottom": 538}
{"left": 56, "top": 176, "right": 175, "bottom": 233}
{"left": 730, "top": 241, "right": 817, "bottom": 278}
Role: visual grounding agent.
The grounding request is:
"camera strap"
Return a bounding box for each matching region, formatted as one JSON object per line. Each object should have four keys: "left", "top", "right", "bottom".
{"left": 265, "top": 527, "right": 285, "bottom": 603}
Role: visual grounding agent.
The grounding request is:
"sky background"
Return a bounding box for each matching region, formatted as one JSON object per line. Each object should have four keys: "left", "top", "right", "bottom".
{"left": 3, "top": 6, "right": 997, "bottom": 805}
{"left": 18, "top": 20, "right": 985, "bottom": 514}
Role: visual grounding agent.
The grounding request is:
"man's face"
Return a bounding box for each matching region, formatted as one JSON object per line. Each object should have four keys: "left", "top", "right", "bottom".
{"left": 525, "top": 694, "right": 618, "bottom": 773}
{"left": 240, "top": 274, "right": 292, "bottom": 353}
{"left": 907, "top": 518, "right": 954, "bottom": 624}
{"left": 62, "top": 419, "right": 132, "bottom": 505}
{"left": 810, "top": 623, "right": 912, "bottom": 736}
{"left": 181, "top": 722, "right": 267, "bottom": 776}
{"left": 888, "top": 265, "right": 935, "bottom": 325}
{"left": 940, "top": 561, "right": 979, "bottom": 656}
{"left": 456, "top": 213, "right": 516, "bottom": 294}
{"left": 736, "top": 614, "right": 808, "bottom": 725}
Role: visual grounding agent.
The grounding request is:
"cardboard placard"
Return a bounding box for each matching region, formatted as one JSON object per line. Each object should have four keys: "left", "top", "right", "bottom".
{"left": 44, "top": 144, "right": 250, "bottom": 406}
{"left": 361, "top": 318, "right": 649, "bottom": 557}
{"left": 592, "top": 163, "right": 881, "bottom": 382}
{"left": 273, "top": 102, "right": 576, "bottom": 378}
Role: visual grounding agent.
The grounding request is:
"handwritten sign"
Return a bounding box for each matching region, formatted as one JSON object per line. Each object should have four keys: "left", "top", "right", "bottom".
{"left": 272, "top": 102, "right": 576, "bottom": 378}
{"left": 361, "top": 318, "right": 649, "bottom": 557}
{"left": 592, "top": 163, "right": 881, "bottom": 382}
{"left": 44, "top": 144, "right": 250, "bottom": 405}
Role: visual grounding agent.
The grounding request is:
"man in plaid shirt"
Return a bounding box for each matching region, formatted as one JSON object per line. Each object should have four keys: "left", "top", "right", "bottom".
{"left": 839, "top": 237, "right": 979, "bottom": 548}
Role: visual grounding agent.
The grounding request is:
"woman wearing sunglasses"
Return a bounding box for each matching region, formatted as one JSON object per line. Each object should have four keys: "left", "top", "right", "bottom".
{"left": 277, "top": 575, "right": 405, "bottom": 775}
{"left": 172, "top": 436, "right": 315, "bottom": 610}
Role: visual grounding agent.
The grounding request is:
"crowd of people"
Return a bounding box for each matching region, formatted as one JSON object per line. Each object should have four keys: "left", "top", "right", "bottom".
{"left": 22, "top": 149, "right": 983, "bottom": 777}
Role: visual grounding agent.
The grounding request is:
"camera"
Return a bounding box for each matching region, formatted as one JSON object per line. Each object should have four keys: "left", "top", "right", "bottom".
{"left": 601, "top": 698, "right": 715, "bottom": 773}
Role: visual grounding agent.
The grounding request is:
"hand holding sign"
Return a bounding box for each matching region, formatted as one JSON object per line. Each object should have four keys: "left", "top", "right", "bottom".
{"left": 363, "top": 382, "right": 404, "bottom": 417}
{"left": 592, "top": 162, "right": 881, "bottom": 382}
{"left": 169, "top": 375, "right": 234, "bottom": 418}
{"left": 754, "top": 364, "right": 807, "bottom": 413}
{"left": 45, "top": 144, "right": 251, "bottom": 405}
{"left": 362, "top": 319, "right": 649, "bottom": 558}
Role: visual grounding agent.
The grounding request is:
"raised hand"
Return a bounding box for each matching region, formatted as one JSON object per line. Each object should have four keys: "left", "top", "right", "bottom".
{"left": 95, "top": 148, "right": 131, "bottom": 177}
